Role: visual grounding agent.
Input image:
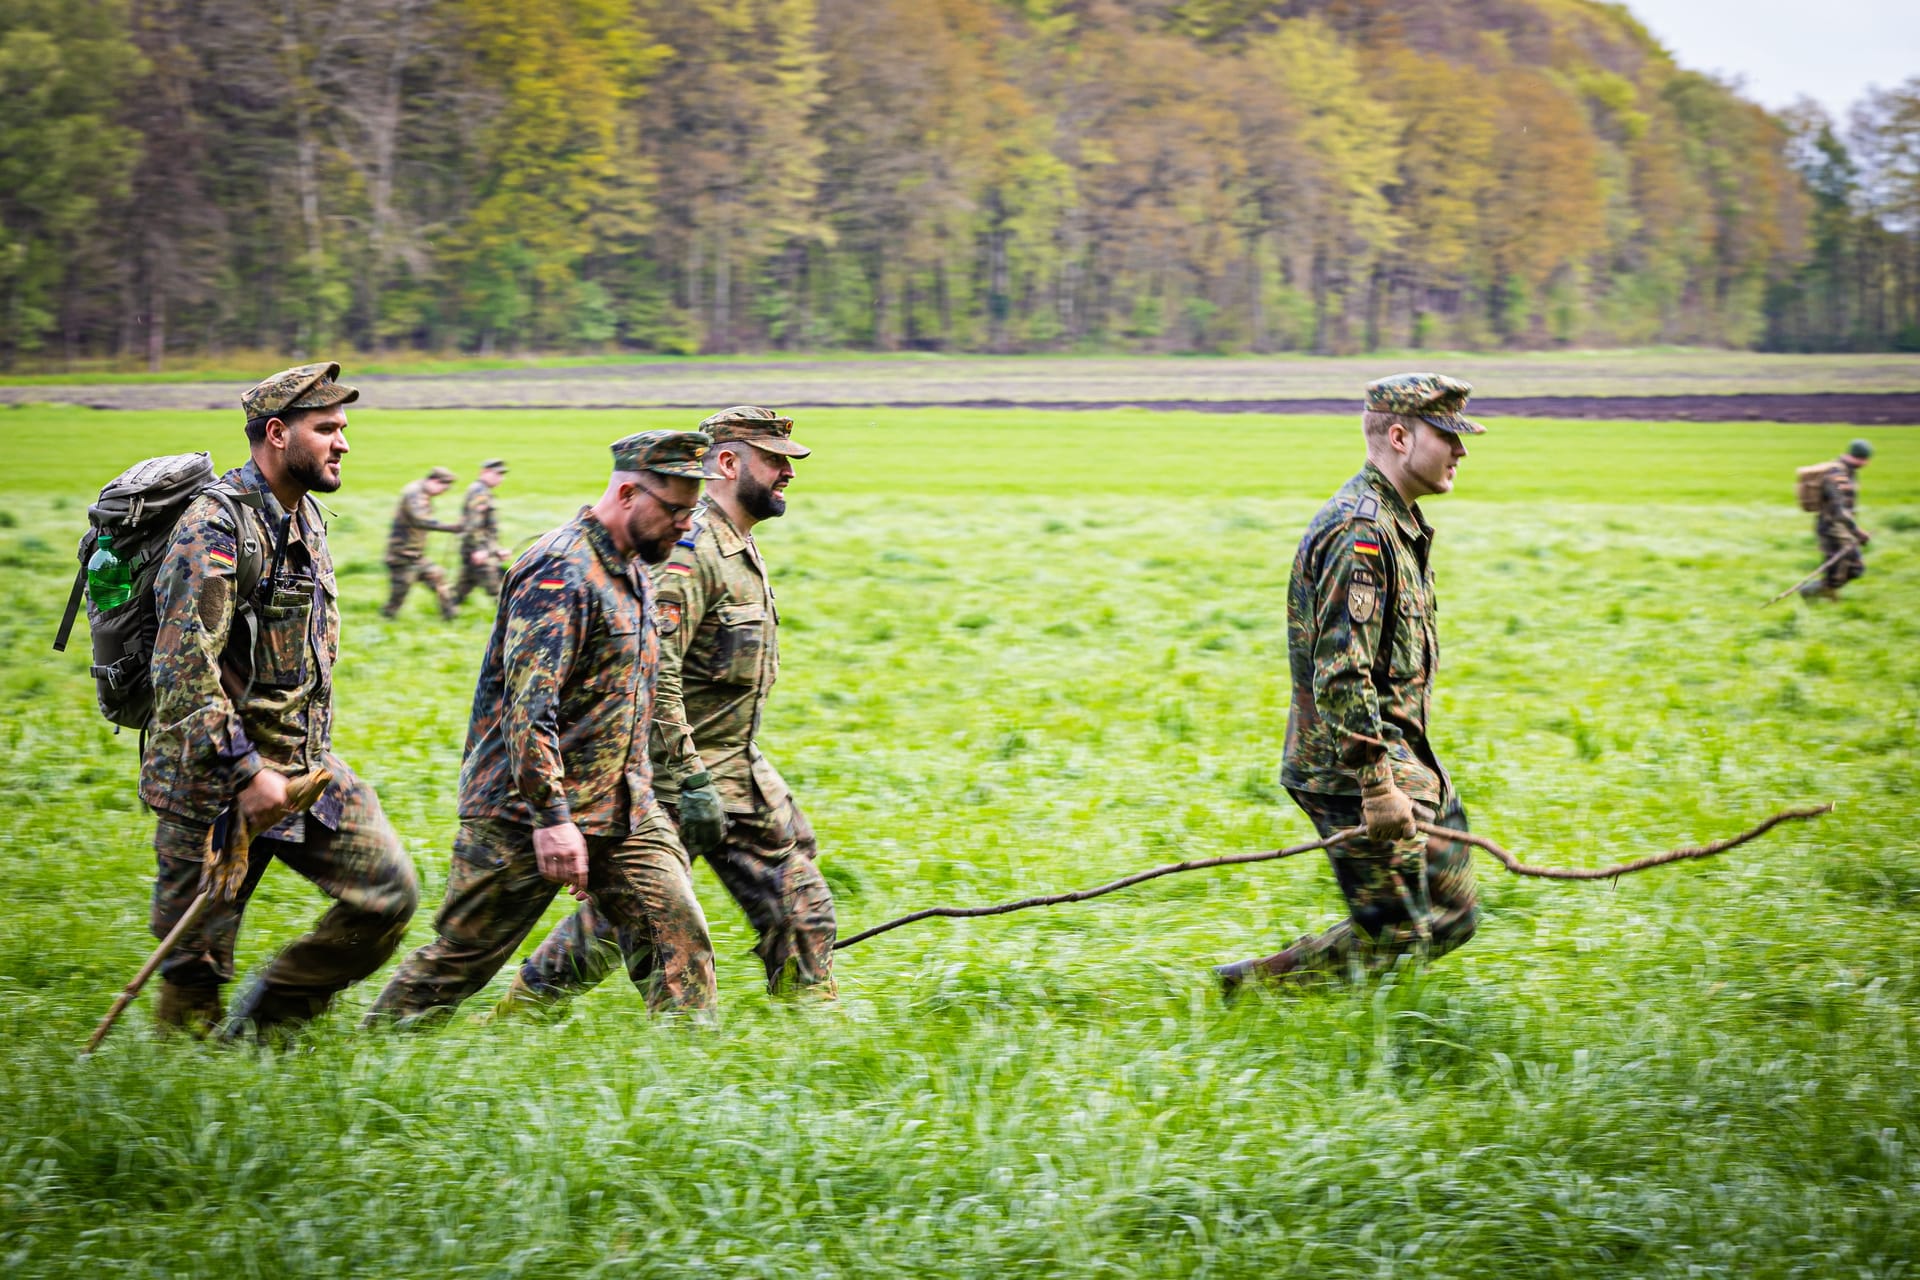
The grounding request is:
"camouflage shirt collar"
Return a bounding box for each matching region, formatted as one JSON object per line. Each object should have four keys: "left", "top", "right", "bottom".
{"left": 575, "top": 507, "right": 634, "bottom": 574}
{"left": 700, "top": 497, "right": 750, "bottom": 556}
{"left": 1360, "top": 461, "right": 1430, "bottom": 541}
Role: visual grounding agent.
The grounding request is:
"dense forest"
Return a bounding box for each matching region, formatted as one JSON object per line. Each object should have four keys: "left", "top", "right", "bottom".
{"left": 2, "top": 0, "right": 1916, "bottom": 366}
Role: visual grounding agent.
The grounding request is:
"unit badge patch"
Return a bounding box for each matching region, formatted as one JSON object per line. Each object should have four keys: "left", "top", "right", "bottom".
{"left": 1349, "top": 565, "right": 1378, "bottom": 624}
{"left": 657, "top": 600, "right": 683, "bottom": 636}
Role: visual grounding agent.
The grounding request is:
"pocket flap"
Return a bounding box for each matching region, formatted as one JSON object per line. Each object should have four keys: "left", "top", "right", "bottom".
{"left": 715, "top": 601, "right": 766, "bottom": 626}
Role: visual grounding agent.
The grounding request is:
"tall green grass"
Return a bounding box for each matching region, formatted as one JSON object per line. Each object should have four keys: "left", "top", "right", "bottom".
{"left": 1, "top": 405, "right": 1915, "bottom": 1277}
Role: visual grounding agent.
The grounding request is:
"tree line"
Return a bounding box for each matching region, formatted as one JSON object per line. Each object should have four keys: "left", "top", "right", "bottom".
{"left": 2, "top": 0, "right": 1916, "bottom": 368}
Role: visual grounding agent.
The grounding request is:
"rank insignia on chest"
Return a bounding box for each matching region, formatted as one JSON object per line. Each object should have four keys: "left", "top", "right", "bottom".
{"left": 1349, "top": 565, "right": 1379, "bottom": 624}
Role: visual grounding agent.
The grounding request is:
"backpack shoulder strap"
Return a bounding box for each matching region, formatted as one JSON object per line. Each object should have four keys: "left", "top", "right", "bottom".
{"left": 201, "top": 484, "right": 268, "bottom": 601}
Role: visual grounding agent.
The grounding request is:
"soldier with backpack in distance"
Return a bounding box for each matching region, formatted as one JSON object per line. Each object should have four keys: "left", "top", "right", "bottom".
{"left": 1797, "top": 440, "right": 1872, "bottom": 601}
{"left": 139, "top": 363, "right": 418, "bottom": 1038}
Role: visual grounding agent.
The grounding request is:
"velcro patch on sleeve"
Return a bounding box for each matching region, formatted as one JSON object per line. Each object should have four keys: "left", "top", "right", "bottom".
{"left": 665, "top": 562, "right": 693, "bottom": 576}
{"left": 657, "top": 600, "right": 683, "bottom": 635}
{"left": 537, "top": 576, "right": 567, "bottom": 590}
{"left": 1349, "top": 565, "right": 1378, "bottom": 623}
{"left": 1353, "top": 537, "right": 1381, "bottom": 557}
{"left": 207, "top": 546, "right": 236, "bottom": 569}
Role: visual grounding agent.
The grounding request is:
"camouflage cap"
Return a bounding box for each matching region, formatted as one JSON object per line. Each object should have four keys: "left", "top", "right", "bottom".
{"left": 698, "top": 405, "right": 811, "bottom": 458}
{"left": 241, "top": 361, "right": 359, "bottom": 422}
{"left": 611, "top": 429, "right": 713, "bottom": 478}
{"left": 480, "top": 458, "right": 509, "bottom": 472}
{"left": 1848, "top": 439, "right": 1872, "bottom": 459}
{"left": 427, "top": 466, "right": 456, "bottom": 483}
{"left": 1364, "top": 372, "right": 1485, "bottom": 435}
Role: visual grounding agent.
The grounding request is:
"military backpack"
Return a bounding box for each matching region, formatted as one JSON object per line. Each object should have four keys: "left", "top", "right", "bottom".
{"left": 51, "top": 452, "right": 267, "bottom": 731}
{"left": 1795, "top": 460, "right": 1839, "bottom": 513}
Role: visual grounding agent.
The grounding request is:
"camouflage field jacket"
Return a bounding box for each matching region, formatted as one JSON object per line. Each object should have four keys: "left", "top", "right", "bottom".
{"left": 141, "top": 459, "right": 344, "bottom": 832}
{"left": 385, "top": 479, "right": 460, "bottom": 565}
{"left": 648, "top": 500, "right": 788, "bottom": 814}
{"left": 1280, "top": 462, "right": 1448, "bottom": 804}
{"left": 457, "top": 509, "right": 660, "bottom": 835}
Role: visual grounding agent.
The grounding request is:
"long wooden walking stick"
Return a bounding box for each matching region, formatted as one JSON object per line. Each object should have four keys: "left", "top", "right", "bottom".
{"left": 832, "top": 803, "right": 1835, "bottom": 951}
{"left": 1763, "top": 548, "right": 1850, "bottom": 607}
{"left": 85, "top": 769, "right": 332, "bottom": 1055}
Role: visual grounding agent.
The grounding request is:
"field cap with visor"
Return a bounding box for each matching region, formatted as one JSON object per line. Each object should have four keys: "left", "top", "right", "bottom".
{"left": 241, "top": 361, "right": 359, "bottom": 423}
{"left": 611, "top": 430, "right": 714, "bottom": 477}
{"left": 698, "top": 405, "right": 811, "bottom": 458}
{"left": 1364, "top": 372, "right": 1485, "bottom": 435}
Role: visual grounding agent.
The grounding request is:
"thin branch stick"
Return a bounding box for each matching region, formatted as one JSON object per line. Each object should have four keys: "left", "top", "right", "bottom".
{"left": 83, "top": 769, "right": 333, "bottom": 1055}
{"left": 84, "top": 891, "right": 215, "bottom": 1055}
{"left": 1764, "top": 548, "right": 1849, "bottom": 607}
{"left": 834, "top": 829, "right": 1359, "bottom": 950}
{"left": 833, "top": 803, "right": 1835, "bottom": 951}
{"left": 1419, "top": 802, "right": 1834, "bottom": 880}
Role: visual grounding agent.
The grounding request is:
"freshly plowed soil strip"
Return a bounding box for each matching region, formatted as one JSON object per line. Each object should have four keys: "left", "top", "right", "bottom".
{"left": 835, "top": 393, "right": 1920, "bottom": 423}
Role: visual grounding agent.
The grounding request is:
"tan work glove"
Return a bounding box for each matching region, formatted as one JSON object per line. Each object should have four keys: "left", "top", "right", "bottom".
{"left": 1360, "top": 775, "right": 1417, "bottom": 843}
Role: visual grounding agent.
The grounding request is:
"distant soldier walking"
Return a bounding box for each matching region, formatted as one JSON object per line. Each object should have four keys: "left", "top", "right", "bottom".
{"left": 368, "top": 431, "right": 719, "bottom": 1025}
{"left": 382, "top": 466, "right": 462, "bottom": 620}
{"left": 144, "top": 362, "right": 417, "bottom": 1038}
{"left": 1217, "top": 374, "right": 1484, "bottom": 995}
{"left": 453, "top": 459, "right": 510, "bottom": 607}
{"left": 1801, "top": 440, "right": 1872, "bottom": 601}
{"left": 504, "top": 407, "right": 836, "bottom": 1012}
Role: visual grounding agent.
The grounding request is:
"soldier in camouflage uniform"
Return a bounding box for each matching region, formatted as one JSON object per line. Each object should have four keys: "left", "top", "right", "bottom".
{"left": 144, "top": 362, "right": 418, "bottom": 1038}
{"left": 453, "top": 459, "right": 510, "bottom": 607}
{"left": 368, "top": 431, "right": 719, "bottom": 1025}
{"left": 381, "top": 465, "right": 462, "bottom": 620}
{"left": 1217, "top": 373, "right": 1485, "bottom": 996}
{"left": 503, "top": 407, "right": 836, "bottom": 1010}
{"left": 1803, "top": 440, "right": 1872, "bottom": 601}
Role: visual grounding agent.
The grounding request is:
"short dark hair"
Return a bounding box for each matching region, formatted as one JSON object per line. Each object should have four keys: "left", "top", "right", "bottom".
{"left": 244, "top": 406, "right": 313, "bottom": 444}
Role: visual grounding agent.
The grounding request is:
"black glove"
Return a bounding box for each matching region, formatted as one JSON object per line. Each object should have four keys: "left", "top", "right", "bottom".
{"left": 675, "top": 770, "right": 727, "bottom": 854}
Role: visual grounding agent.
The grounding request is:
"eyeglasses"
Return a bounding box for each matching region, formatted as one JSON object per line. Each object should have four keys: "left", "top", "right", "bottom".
{"left": 634, "top": 478, "right": 700, "bottom": 518}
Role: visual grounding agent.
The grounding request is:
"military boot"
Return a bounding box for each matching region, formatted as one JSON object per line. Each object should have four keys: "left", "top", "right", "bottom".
{"left": 154, "top": 980, "right": 224, "bottom": 1039}
{"left": 1214, "top": 944, "right": 1308, "bottom": 1002}
{"left": 483, "top": 970, "right": 551, "bottom": 1023}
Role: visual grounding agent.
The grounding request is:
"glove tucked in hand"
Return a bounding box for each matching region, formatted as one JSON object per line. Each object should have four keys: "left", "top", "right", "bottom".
{"left": 675, "top": 771, "right": 727, "bottom": 854}
{"left": 1360, "top": 775, "right": 1417, "bottom": 843}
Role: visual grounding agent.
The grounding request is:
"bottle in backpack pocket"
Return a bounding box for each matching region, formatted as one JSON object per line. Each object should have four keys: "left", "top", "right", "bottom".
{"left": 86, "top": 532, "right": 136, "bottom": 611}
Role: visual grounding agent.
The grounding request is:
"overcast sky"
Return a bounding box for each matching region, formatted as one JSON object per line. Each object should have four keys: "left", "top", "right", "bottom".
{"left": 1627, "top": 0, "right": 1918, "bottom": 122}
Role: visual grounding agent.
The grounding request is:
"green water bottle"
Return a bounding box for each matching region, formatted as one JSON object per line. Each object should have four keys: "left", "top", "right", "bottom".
{"left": 87, "top": 532, "right": 135, "bottom": 611}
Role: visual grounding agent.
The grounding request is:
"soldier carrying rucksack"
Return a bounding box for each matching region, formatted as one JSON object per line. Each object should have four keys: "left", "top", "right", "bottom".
{"left": 1795, "top": 440, "right": 1872, "bottom": 601}
{"left": 60, "top": 362, "right": 418, "bottom": 1039}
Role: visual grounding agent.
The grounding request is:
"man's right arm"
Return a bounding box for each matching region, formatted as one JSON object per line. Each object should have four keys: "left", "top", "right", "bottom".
{"left": 405, "top": 486, "right": 463, "bottom": 534}
{"left": 149, "top": 500, "right": 264, "bottom": 800}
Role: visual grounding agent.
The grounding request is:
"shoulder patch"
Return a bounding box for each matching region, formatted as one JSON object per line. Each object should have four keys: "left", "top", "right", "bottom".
{"left": 657, "top": 600, "right": 683, "bottom": 635}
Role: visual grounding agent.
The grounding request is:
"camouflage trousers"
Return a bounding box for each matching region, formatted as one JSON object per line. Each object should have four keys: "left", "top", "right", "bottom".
{"left": 518, "top": 789, "right": 835, "bottom": 999}
{"left": 1815, "top": 522, "right": 1865, "bottom": 591}
{"left": 452, "top": 552, "right": 504, "bottom": 607}
{"left": 367, "top": 805, "right": 715, "bottom": 1024}
{"left": 1223, "top": 789, "right": 1478, "bottom": 985}
{"left": 382, "top": 558, "right": 455, "bottom": 620}
{"left": 151, "top": 760, "right": 418, "bottom": 1032}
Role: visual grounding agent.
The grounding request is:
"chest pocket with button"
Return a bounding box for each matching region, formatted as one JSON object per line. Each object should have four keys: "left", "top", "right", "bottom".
{"left": 254, "top": 577, "right": 316, "bottom": 689}
{"left": 696, "top": 600, "right": 768, "bottom": 686}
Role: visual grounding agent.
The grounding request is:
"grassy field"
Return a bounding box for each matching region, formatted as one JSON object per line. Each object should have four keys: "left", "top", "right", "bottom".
{"left": 1, "top": 403, "right": 1917, "bottom": 1277}
{"left": 4, "top": 348, "right": 1919, "bottom": 409}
